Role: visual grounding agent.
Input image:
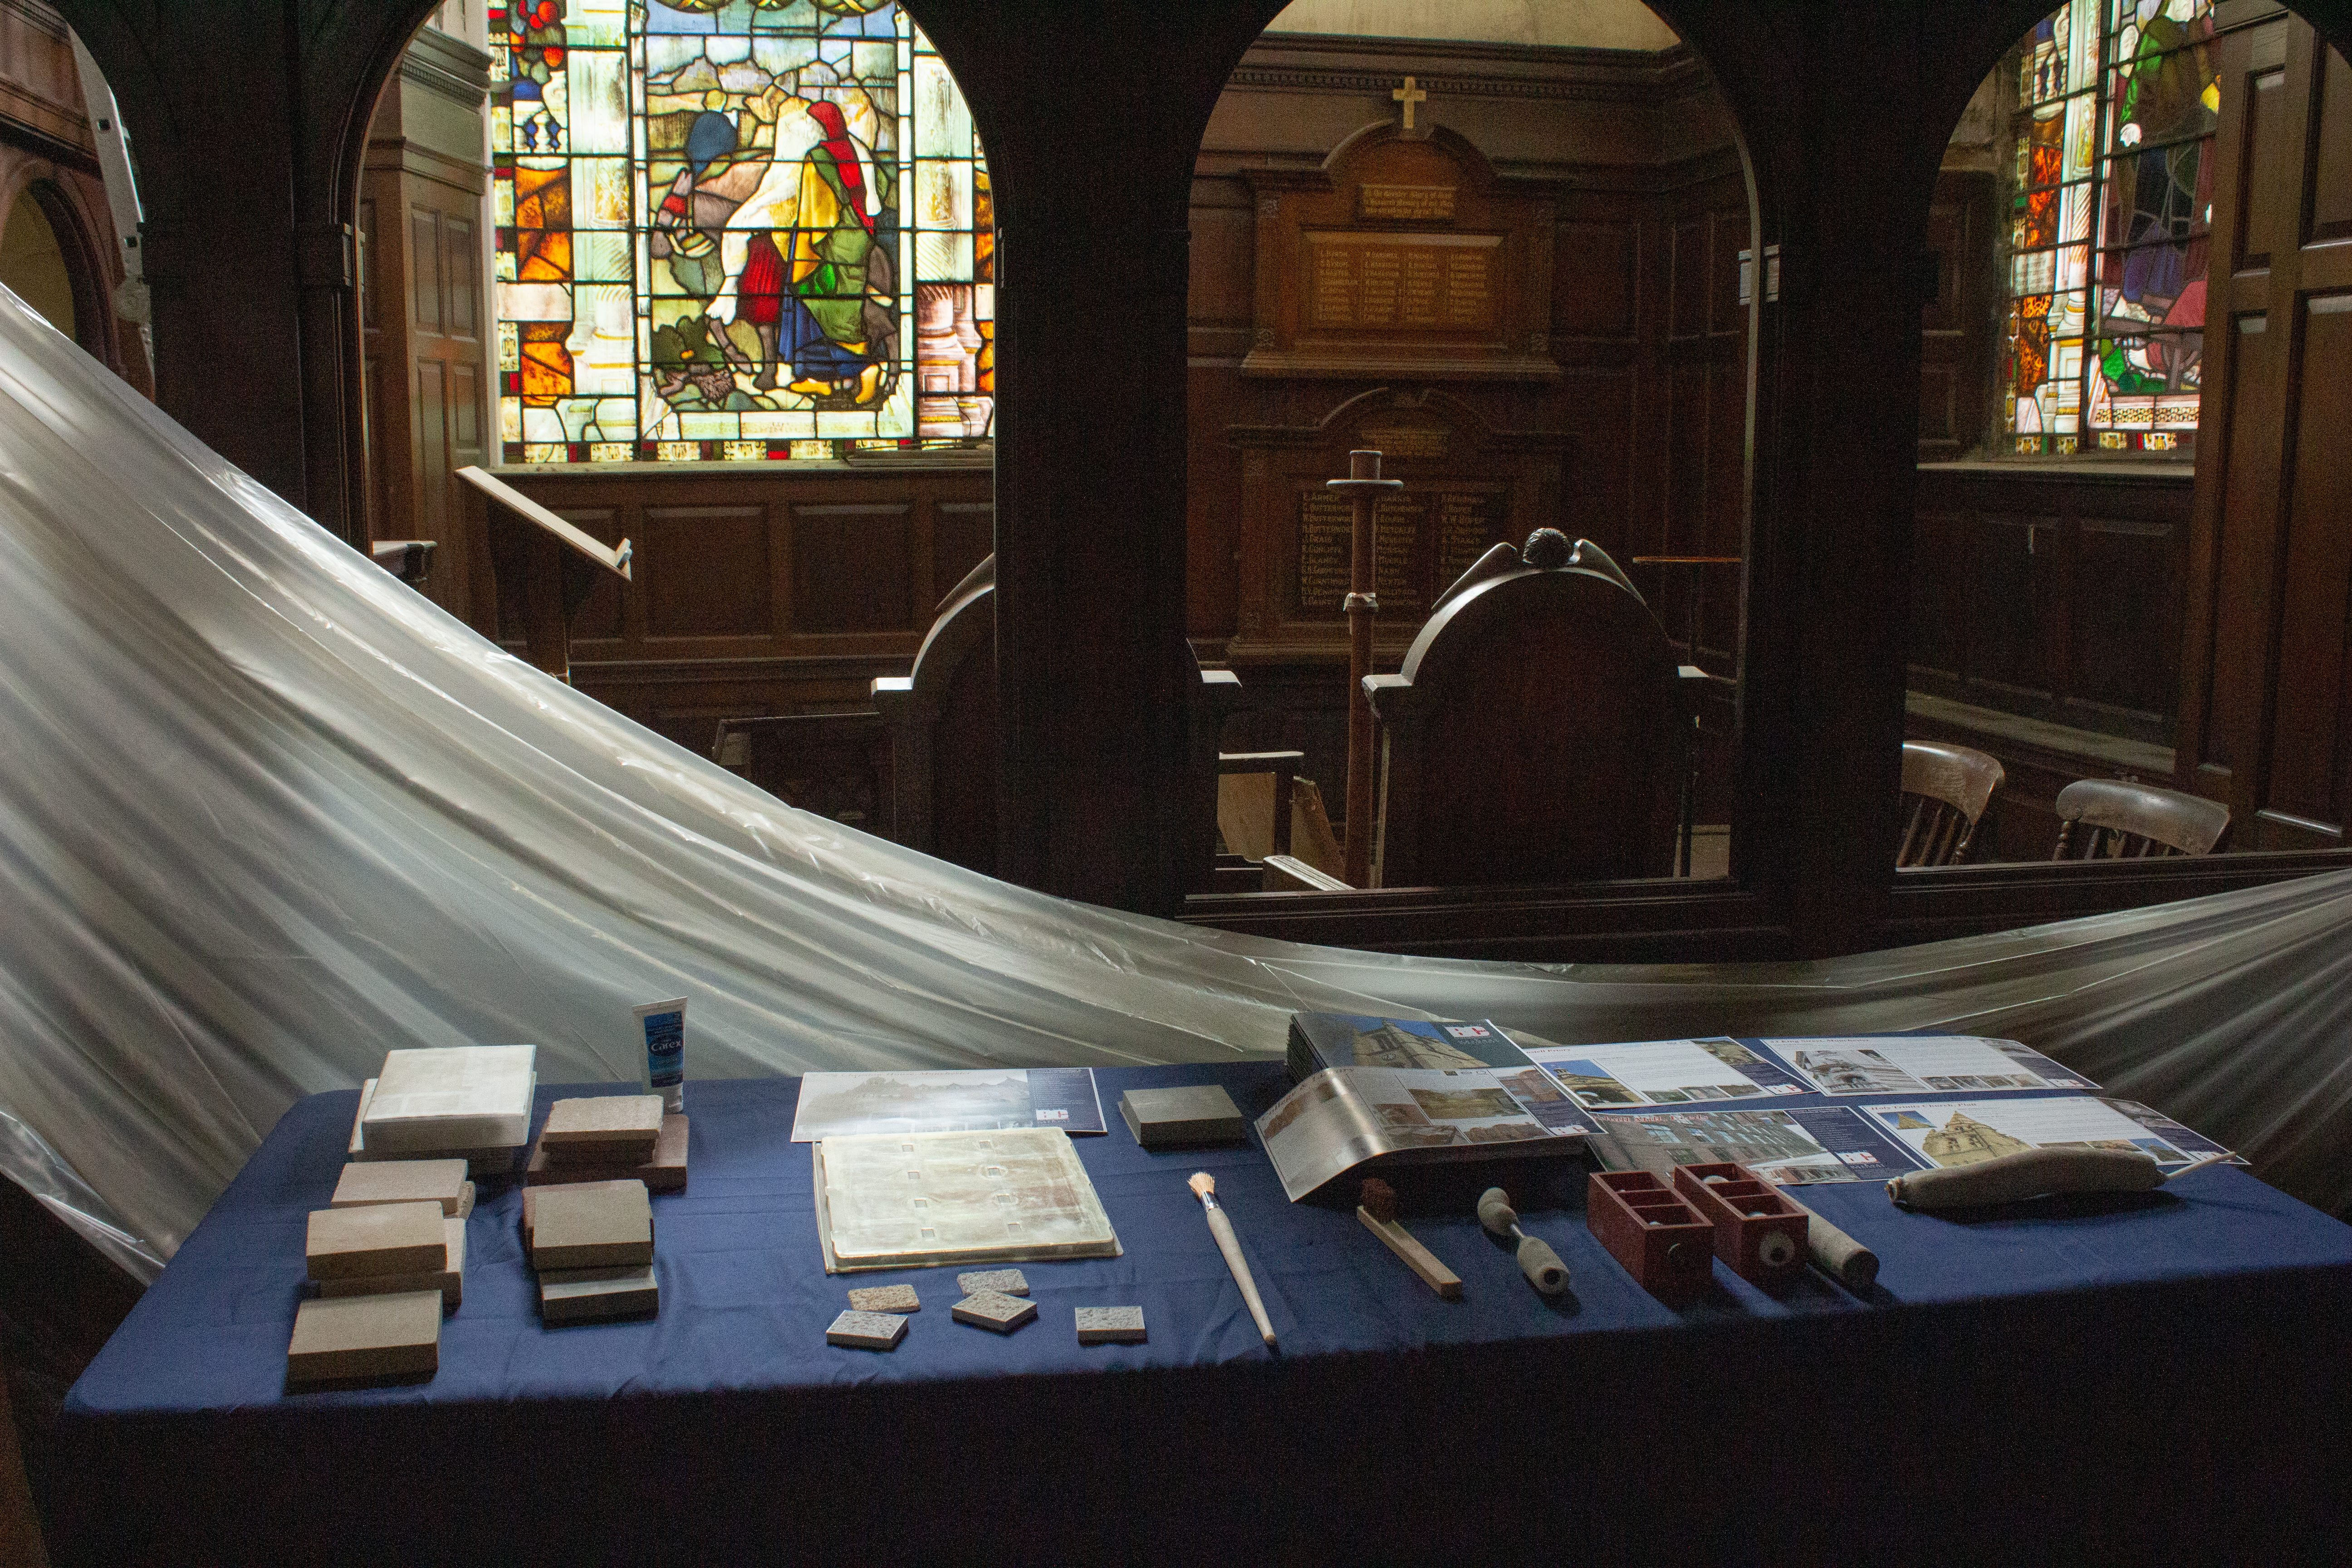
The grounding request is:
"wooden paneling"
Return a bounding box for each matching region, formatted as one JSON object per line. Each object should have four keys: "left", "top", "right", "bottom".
{"left": 1911, "top": 465, "right": 2191, "bottom": 750}
{"left": 2178, "top": 18, "right": 2352, "bottom": 848}
{"left": 642, "top": 507, "right": 769, "bottom": 639}
{"left": 471, "top": 462, "right": 992, "bottom": 756}
{"left": 792, "top": 504, "right": 912, "bottom": 633}
{"left": 1919, "top": 171, "right": 1995, "bottom": 459}
{"left": 2312, "top": 45, "right": 2352, "bottom": 242}
{"left": 1553, "top": 220, "right": 1637, "bottom": 338}
{"left": 359, "top": 46, "right": 492, "bottom": 625}
{"left": 2263, "top": 298, "right": 2352, "bottom": 823}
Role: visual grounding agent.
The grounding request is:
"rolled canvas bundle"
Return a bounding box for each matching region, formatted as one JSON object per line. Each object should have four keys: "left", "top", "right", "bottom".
{"left": 2, "top": 288, "right": 2348, "bottom": 1282}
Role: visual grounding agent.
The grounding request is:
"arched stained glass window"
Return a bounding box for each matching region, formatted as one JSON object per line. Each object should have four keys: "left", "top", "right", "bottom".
{"left": 2004, "top": 0, "right": 2216, "bottom": 456}
{"left": 492, "top": 0, "right": 993, "bottom": 464}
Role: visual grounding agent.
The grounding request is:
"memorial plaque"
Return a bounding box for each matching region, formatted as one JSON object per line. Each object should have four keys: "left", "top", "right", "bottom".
{"left": 1358, "top": 183, "right": 1456, "bottom": 222}
{"left": 1357, "top": 425, "right": 1447, "bottom": 461}
{"left": 1243, "top": 127, "right": 1557, "bottom": 381}
{"left": 1298, "top": 491, "right": 1421, "bottom": 614}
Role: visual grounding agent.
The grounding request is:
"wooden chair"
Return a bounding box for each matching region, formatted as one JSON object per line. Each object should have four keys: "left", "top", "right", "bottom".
{"left": 870, "top": 556, "right": 1003, "bottom": 874}
{"left": 2051, "top": 779, "right": 2230, "bottom": 859}
{"left": 1898, "top": 740, "right": 2005, "bottom": 867}
{"left": 872, "top": 555, "right": 1243, "bottom": 883}
{"left": 1361, "top": 529, "right": 1685, "bottom": 887}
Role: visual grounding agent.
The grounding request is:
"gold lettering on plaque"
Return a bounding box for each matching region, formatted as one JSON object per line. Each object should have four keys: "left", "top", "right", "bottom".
{"left": 1435, "top": 492, "right": 1496, "bottom": 592}
{"left": 1358, "top": 184, "right": 1456, "bottom": 222}
{"left": 1357, "top": 425, "right": 1447, "bottom": 460}
{"left": 1306, "top": 232, "right": 1502, "bottom": 333}
{"left": 1298, "top": 491, "right": 1423, "bottom": 614}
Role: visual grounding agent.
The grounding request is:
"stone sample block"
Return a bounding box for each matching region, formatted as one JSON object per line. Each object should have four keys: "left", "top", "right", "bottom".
{"left": 847, "top": 1284, "right": 921, "bottom": 1314}
{"left": 522, "top": 1180, "right": 650, "bottom": 1252}
{"left": 331, "top": 1158, "right": 473, "bottom": 1217}
{"left": 285, "top": 1290, "right": 442, "bottom": 1386}
{"left": 1119, "top": 1084, "right": 1250, "bottom": 1149}
{"left": 956, "top": 1268, "right": 1029, "bottom": 1298}
{"left": 540, "top": 1095, "right": 664, "bottom": 1163}
{"left": 951, "top": 1290, "right": 1038, "bottom": 1334}
{"left": 1074, "top": 1306, "right": 1147, "bottom": 1345}
{"left": 825, "top": 1309, "right": 910, "bottom": 1350}
{"left": 318, "top": 1217, "right": 466, "bottom": 1308}
{"left": 539, "top": 1265, "right": 659, "bottom": 1325}
{"left": 305, "top": 1200, "right": 447, "bottom": 1281}
{"left": 529, "top": 1179, "right": 653, "bottom": 1271}
{"left": 526, "top": 1112, "right": 689, "bottom": 1192}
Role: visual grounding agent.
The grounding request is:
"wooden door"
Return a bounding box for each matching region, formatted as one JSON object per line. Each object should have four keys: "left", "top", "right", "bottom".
{"left": 2176, "top": 11, "right": 2352, "bottom": 850}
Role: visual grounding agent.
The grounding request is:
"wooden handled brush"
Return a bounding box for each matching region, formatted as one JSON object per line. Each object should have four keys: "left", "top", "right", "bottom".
{"left": 1190, "top": 1172, "right": 1277, "bottom": 1347}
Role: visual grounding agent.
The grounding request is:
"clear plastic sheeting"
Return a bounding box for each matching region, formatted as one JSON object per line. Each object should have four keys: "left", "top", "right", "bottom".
{"left": 2, "top": 290, "right": 2348, "bottom": 1287}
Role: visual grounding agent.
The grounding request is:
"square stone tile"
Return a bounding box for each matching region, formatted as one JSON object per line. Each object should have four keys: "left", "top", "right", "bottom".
{"left": 826, "top": 1309, "right": 909, "bottom": 1350}
{"left": 1074, "top": 1306, "right": 1147, "bottom": 1345}
{"left": 951, "top": 1291, "right": 1038, "bottom": 1334}
{"left": 956, "top": 1268, "right": 1029, "bottom": 1298}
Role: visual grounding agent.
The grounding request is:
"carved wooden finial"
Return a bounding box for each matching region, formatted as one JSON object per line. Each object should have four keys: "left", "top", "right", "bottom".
{"left": 1522, "top": 528, "right": 1572, "bottom": 568}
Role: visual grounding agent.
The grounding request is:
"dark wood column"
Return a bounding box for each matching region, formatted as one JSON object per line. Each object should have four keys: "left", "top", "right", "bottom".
{"left": 915, "top": 0, "right": 1279, "bottom": 915}
{"left": 54, "top": 0, "right": 438, "bottom": 552}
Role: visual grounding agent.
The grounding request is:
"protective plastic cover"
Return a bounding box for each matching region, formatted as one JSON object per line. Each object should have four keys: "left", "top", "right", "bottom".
{"left": 3, "top": 292, "right": 2348, "bottom": 1284}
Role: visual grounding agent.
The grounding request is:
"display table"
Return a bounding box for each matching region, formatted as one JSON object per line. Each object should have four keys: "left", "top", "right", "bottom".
{"left": 55, "top": 1067, "right": 2352, "bottom": 1563}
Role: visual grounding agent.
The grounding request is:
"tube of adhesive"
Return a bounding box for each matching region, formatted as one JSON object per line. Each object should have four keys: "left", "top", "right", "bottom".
{"left": 635, "top": 998, "right": 689, "bottom": 1113}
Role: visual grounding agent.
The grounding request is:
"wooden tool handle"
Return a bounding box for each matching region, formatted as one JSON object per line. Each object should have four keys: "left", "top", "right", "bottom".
{"left": 1205, "top": 1205, "right": 1277, "bottom": 1346}
{"left": 1358, "top": 1206, "right": 1464, "bottom": 1299}
{"left": 1801, "top": 1209, "right": 1878, "bottom": 1289}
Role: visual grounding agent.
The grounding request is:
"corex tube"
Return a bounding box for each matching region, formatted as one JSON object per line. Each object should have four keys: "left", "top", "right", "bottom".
{"left": 636, "top": 997, "right": 688, "bottom": 1112}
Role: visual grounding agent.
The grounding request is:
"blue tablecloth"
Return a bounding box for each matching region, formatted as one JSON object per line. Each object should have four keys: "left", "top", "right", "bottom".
{"left": 57, "top": 1066, "right": 2352, "bottom": 1563}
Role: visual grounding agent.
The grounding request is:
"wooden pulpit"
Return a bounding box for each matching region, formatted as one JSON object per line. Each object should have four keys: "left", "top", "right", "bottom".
{"left": 457, "top": 466, "right": 633, "bottom": 683}
{"left": 1362, "top": 531, "right": 1684, "bottom": 887}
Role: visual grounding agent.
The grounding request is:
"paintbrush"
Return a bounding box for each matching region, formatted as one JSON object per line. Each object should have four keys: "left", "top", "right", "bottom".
{"left": 1189, "top": 1171, "right": 1277, "bottom": 1347}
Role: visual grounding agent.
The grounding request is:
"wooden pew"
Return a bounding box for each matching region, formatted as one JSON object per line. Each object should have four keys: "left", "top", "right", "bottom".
{"left": 1362, "top": 530, "right": 1685, "bottom": 887}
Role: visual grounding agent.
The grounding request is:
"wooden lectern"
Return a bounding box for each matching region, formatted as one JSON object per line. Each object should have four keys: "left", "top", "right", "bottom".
{"left": 457, "top": 466, "right": 632, "bottom": 683}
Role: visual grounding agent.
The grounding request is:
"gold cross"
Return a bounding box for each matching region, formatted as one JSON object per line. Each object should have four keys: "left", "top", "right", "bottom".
{"left": 1392, "top": 76, "right": 1427, "bottom": 131}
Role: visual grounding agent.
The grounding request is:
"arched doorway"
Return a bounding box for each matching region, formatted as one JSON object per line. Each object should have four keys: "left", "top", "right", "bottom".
{"left": 1186, "top": 0, "right": 1764, "bottom": 903}
{"left": 0, "top": 180, "right": 110, "bottom": 362}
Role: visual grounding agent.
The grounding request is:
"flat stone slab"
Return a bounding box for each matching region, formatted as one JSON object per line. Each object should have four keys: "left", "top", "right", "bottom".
{"left": 1074, "top": 1306, "right": 1147, "bottom": 1345}
{"left": 951, "top": 1291, "right": 1038, "bottom": 1334}
{"left": 826, "top": 1309, "right": 910, "bottom": 1351}
{"left": 956, "top": 1269, "right": 1029, "bottom": 1298}
{"left": 847, "top": 1284, "right": 921, "bottom": 1314}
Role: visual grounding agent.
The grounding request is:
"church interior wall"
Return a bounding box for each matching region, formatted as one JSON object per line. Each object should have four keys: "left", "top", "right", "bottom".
{"left": 34, "top": 0, "right": 2352, "bottom": 946}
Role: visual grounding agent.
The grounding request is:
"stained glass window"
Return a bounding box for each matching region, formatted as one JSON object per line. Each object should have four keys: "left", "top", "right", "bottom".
{"left": 2004, "top": 0, "right": 2215, "bottom": 456}
{"left": 491, "top": 0, "right": 994, "bottom": 465}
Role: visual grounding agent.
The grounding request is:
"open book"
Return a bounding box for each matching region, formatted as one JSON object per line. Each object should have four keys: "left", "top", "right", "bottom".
{"left": 1257, "top": 1014, "right": 1598, "bottom": 1203}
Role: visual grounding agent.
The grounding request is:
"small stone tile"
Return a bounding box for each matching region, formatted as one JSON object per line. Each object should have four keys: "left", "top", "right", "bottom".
{"left": 1074, "top": 1306, "right": 1147, "bottom": 1345}
{"left": 956, "top": 1268, "right": 1029, "bottom": 1298}
{"left": 848, "top": 1284, "right": 921, "bottom": 1314}
{"left": 826, "top": 1309, "right": 909, "bottom": 1351}
{"left": 951, "top": 1291, "right": 1038, "bottom": 1334}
